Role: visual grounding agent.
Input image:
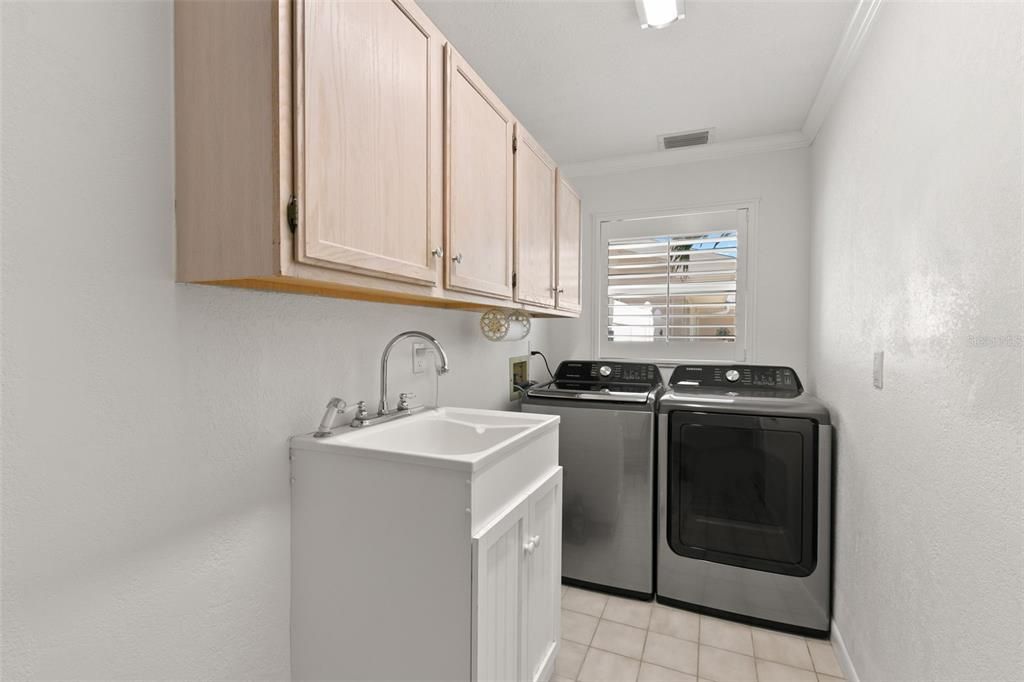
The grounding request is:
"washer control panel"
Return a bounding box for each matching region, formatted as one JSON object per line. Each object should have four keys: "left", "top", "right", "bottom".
{"left": 555, "top": 361, "right": 661, "bottom": 386}
{"left": 669, "top": 364, "right": 802, "bottom": 394}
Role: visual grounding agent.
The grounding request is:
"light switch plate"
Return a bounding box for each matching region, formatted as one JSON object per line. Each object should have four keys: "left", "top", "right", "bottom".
{"left": 873, "top": 351, "right": 884, "bottom": 389}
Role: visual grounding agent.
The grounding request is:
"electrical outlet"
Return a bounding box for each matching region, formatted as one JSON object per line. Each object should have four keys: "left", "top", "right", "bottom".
{"left": 873, "top": 351, "right": 884, "bottom": 389}
{"left": 412, "top": 343, "right": 427, "bottom": 374}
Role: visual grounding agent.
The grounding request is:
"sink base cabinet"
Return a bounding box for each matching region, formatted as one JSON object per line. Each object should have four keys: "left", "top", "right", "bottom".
{"left": 291, "top": 428, "right": 561, "bottom": 681}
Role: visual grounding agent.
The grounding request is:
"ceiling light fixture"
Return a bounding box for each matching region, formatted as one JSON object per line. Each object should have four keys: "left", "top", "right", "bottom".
{"left": 636, "top": 0, "right": 684, "bottom": 29}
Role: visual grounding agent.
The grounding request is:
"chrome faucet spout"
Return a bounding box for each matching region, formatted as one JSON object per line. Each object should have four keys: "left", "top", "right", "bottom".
{"left": 377, "top": 331, "right": 450, "bottom": 416}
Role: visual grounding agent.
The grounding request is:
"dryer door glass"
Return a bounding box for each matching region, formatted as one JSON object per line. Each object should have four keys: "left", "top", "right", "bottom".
{"left": 667, "top": 412, "right": 817, "bottom": 577}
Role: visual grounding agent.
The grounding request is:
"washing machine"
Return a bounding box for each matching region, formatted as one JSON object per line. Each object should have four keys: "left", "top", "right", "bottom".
{"left": 522, "top": 360, "right": 663, "bottom": 598}
{"left": 657, "top": 364, "right": 833, "bottom": 636}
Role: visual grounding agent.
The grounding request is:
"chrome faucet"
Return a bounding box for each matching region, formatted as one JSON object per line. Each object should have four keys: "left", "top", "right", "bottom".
{"left": 351, "top": 330, "right": 450, "bottom": 428}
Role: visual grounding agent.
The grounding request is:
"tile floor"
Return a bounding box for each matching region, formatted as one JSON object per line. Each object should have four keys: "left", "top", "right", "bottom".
{"left": 555, "top": 586, "right": 845, "bottom": 682}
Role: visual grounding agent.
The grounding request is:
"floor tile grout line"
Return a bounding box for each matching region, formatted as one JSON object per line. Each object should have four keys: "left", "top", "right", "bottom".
{"left": 695, "top": 639, "right": 756, "bottom": 659}
{"left": 562, "top": 603, "right": 606, "bottom": 619}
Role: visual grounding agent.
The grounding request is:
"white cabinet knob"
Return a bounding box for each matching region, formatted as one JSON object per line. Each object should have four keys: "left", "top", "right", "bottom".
{"left": 523, "top": 535, "right": 541, "bottom": 555}
{"left": 432, "top": 247, "right": 444, "bottom": 259}
{"left": 451, "top": 253, "right": 464, "bottom": 264}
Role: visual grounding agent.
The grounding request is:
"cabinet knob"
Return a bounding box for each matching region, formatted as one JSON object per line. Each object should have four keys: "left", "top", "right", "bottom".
{"left": 432, "top": 247, "right": 444, "bottom": 259}
{"left": 523, "top": 535, "right": 541, "bottom": 555}
{"left": 552, "top": 287, "right": 565, "bottom": 294}
{"left": 451, "top": 253, "right": 464, "bottom": 264}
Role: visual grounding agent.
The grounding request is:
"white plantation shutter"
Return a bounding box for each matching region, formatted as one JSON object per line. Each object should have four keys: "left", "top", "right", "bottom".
{"left": 598, "top": 209, "right": 748, "bottom": 362}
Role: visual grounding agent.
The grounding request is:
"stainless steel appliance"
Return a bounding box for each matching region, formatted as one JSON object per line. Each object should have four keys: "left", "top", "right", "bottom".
{"left": 657, "top": 364, "right": 832, "bottom": 636}
{"left": 522, "top": 360, "right": 663, "bottom": 598}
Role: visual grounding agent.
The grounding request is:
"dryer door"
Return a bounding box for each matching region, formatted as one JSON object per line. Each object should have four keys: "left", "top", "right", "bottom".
{"left": 667, "top": 411, "right": 817, "bottom": 577}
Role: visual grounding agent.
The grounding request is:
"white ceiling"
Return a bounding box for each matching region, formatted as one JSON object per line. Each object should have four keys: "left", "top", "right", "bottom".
{"left": 419, "top": 0, "right": 857, "bottom": 165}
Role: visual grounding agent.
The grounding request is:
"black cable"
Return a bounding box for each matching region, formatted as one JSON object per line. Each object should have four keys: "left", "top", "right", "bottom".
{"left": 530, "top": 350, "right": 556, "bottom": 380}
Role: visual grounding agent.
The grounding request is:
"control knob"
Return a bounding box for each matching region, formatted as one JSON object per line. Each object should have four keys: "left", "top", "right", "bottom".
{"left": 725, "top": 369, "right": 740, "bottom": 383}
{"left": 599, "top": 365, "right": 612, "bottom": 377}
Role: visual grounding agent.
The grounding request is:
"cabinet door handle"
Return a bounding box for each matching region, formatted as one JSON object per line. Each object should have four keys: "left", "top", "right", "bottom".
{"left": 524, "top": 535, "right": 541, "bottom": 555}
{"left": 432, "top": 247, "right": 444, "bottom": 259}
{"left": 451, "top": 253, "right": 463, "bottom": 264}
{"left": 552, "top": 287, "right": 565, "bottom": 294}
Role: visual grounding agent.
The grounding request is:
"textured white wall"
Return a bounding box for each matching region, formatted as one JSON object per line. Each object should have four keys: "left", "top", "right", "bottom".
{"left": 0, "top": 1, "right": 546, "bottom": 678}
{"left": 809, "top": 3, "right": 1024, "bottom": 680}
{"left": 547, "top": 148, "right": 812, "bottom": 379}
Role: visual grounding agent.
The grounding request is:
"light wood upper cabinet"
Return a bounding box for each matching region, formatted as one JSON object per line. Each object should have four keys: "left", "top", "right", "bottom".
{"left": 296, "top": 0, "right": 444, "bottom": 285}
{"left": 444, "top": 44, "right": 515, "bottom": 300}
{"left": 174, "top": 0, "right": 579, "bottom": 318}
{"left": 513, "top": 126, "right": 557, "bottom": 308}
{"left": 555, "top": 172, "right": 582, "bottom": 313}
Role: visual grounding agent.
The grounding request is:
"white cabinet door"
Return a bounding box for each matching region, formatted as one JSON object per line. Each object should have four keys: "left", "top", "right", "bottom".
{"left": 472, "top": 468, "right": 563, "bottom": 682}
{"left": 524, "top": 469, "right": 563, "bottom": 682}
{"left": 473, "top": 497, "right": 528, "bottom": 682}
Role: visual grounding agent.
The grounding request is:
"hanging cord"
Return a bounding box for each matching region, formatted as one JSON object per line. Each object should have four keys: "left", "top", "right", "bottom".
{"left": 530, "top": 350, "right": 556, "bottom": 381}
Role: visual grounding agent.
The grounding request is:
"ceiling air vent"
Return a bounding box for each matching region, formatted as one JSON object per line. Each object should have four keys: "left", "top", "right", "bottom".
{"left": 659, "top": 129, "right": 711, "bottom": 150}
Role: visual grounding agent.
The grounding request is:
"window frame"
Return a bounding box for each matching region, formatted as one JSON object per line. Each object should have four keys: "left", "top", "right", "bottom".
{"left": 591, "top": 201, "right": 758, "bottom": 364}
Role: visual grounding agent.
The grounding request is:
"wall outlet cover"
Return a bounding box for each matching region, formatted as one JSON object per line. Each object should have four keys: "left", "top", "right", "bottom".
{"left": 873, "top": 351, "right": 884, "bottom": 389}
{"left": 412, "top": 343, "right": 427, "bottom": 374}
{"left": 509, "top": 355, "right": 529, "bottom": 401}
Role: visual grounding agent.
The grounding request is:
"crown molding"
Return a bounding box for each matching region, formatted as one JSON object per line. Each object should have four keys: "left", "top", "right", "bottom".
{"left": 561, "top": 131, "right": 810, "bottom": 179}
{"left": 802, "top": 0, "right": 883, "bottom": 142}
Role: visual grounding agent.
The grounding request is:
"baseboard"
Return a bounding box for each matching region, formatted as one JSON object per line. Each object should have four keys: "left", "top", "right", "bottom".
{"left": 830, "top": 618, "right": 860, "bottom": 682}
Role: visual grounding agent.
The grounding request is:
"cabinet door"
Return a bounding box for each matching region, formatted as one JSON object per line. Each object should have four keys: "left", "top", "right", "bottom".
{"left": 555, "top": 173, "right": 582, "bottom": 313}
{"left": 444, "top": 44, "right": 515, "bottom": 300}
{"left": 513, "top": 126, "right": 557, "bottom": 308}
{"left": 525, "top": 468, "right": 563, "bottom": 682}
{"left": 472, "top": 497, "right": 528, "bottom": 682}
{"left": 298, "top": 0, "right": 443, "bottom": 285}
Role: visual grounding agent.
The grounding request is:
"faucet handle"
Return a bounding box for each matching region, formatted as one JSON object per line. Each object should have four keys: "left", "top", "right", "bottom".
{"left": 355, "top": 400, "right": 368, "bottom": 418}
{"left": 398, "top": 392, "right": 417, "bottom": 410}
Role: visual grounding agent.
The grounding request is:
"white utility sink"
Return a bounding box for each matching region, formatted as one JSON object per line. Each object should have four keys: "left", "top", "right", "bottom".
{"left": 290, "top": 405, "right": 562, "bottom": 679}
{"left": 291, "top": 407, "right": 559, "bottom": 472}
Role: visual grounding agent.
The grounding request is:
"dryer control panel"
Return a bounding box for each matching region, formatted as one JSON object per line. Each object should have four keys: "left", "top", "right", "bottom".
{"left": 669, "top": 364, "right": 802, "bottom": 395}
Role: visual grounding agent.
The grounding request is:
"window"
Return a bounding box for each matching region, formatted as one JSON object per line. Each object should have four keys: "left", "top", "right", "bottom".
{"left": 597, "top": 207, "right": 750, "bottom": 362}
